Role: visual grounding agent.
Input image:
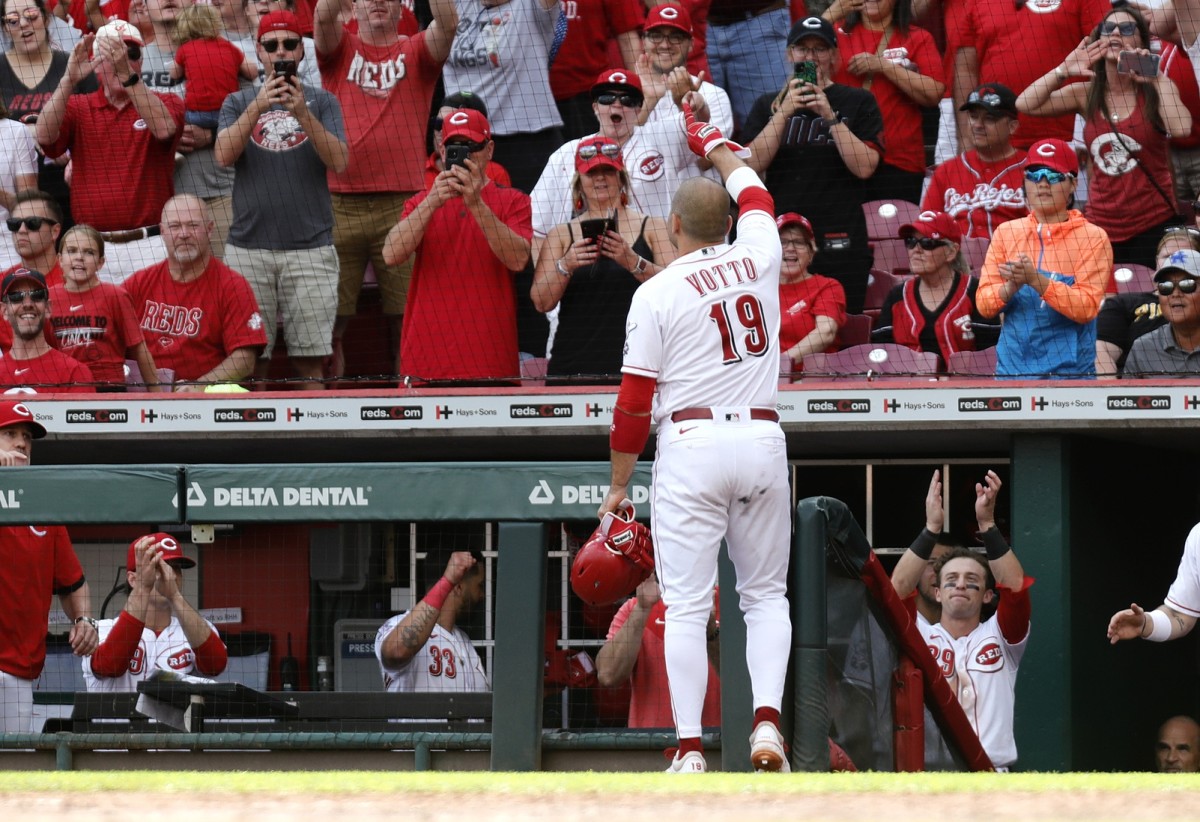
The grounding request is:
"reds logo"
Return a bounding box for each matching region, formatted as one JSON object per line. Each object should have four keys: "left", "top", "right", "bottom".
{"left": 975, "top": 643, "right": 1002, "bottom": 666}
{"left": 635, "top": 151, "right": 665, "bottom": 180}
{"left": 1090, "top": 132, "right": 1140, "bottom": 177}
{"left": 605, "top": 71, "right": 629, "bottom": 84}
{"left": 656, "top": 6, "right": 680, "bottom": 20}
{"left": 346, "top": 51, "right": 408, "bottom": 99}
{"left": 1025, "top": 0, "right": 1063, "bottom": 13}
{"left": 252, "top": 109, "right": 308, "bottom": 152}
{"left": 168, "top": 649, "right": 196, "bottom": 670}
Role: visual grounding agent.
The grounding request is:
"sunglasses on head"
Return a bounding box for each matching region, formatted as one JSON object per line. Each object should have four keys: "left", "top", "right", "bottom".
{"left": 1163, "top": 225, "right": 1200, "bottom": 239}
{"left": 904, "top": 236, "right": 948, "bottom": 251}
{"left": 260, "top": 37, "right": 300, "bottom": 53}
{"left": 2, "top": 8, "right": 41, "bottom": 26}
{"left": 595, "top": 92, "right": 641, "bottom": 108}
{"left": 1099, "top": 20, "right": 1138, "bottom": 36}
{"left": 1156, "top": 277, "right": 1199, "bottom": 296}
{"left": 578, "top": 141, "right": 621, "bottom": 160}
{"left": 1025, "top": 168, "right": 1071, "bottom": 184}
{"left": 3, "top": 288, "right": 47, "bottom": 304}
{"left": 6, "top": 216, "right": 57, "bottom": 232}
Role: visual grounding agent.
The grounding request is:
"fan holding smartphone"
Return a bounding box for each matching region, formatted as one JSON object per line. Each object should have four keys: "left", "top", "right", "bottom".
{"left": 1016, "top": 6, "right": 1191, "bottom": 269}
{"left": 530, "top": 136, "right": 676, "bottom": 384}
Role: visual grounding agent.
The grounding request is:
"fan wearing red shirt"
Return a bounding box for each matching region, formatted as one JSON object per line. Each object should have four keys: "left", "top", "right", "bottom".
{"left": 0, "top": 267, "right": 95, "bottom": 392}
{"left": 775, "top": 212, "right": 846, "bottom": 371}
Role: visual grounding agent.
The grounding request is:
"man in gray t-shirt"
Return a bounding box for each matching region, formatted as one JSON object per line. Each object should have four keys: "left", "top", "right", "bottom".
{"left": 1123, "top": 249, "right": 1200, "bottom": 377}
{"left": 215, "top": 10, "right": 347, "bottom": 391}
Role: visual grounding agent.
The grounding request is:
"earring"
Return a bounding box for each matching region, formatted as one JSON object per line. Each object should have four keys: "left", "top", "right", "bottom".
{"left": 620, "top": 187, "right": 628, "bottom": 207}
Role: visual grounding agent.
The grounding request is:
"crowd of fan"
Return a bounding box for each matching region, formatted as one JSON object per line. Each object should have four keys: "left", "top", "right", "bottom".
{"left": 2, "top": 0, "right": 1200, "bottom": 391}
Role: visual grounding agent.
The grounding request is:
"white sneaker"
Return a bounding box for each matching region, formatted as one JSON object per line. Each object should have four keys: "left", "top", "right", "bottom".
{"left": 749, "top": 721, "right": 790, "bottom": 773}
{"left": 665, "top": 750, "right": 707, "bottom": 773}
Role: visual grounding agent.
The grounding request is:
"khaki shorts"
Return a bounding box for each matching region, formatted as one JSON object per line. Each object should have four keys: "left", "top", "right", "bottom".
{"left": 224, "top": 244, "right": 339, "bottom": 359}
{"left": 333, "top": 192, "right": 416, "bottom": 317}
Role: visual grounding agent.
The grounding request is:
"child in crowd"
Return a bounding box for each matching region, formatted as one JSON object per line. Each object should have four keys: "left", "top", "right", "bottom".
{"left": 49, "top": 225, "right": 163, "bottom": 392}
{"left": 169, "top": 4, "right": 256, "bottom": 129}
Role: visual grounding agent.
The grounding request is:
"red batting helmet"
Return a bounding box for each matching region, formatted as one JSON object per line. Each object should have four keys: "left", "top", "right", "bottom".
{"left": 571, "top": 500, "right": 655, "bottom": 606}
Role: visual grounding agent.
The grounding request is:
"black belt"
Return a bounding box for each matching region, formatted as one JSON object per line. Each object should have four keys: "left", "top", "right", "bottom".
{"left": 671, "top": 407, "right": 779, "bottom": 423}
{"left": 709, "top": 0, "right": 786, "bottom": 26}
{"left": 99, "top": 225, "right": 162, "bottom": 244}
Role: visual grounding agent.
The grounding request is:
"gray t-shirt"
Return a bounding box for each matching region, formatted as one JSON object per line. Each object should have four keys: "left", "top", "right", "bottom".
{"left": 141, "top": 40, "right": 245, "bottom": 199}
{"left": 218, "top": 83, "right": 345, "bottom": 250}
{"left": 1123, "top": 323, "right": 1200, "bottom": 376}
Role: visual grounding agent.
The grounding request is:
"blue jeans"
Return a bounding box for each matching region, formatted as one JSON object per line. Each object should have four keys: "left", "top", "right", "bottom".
{"left": 706, "top": 7, "right": 790, "bottom": 131}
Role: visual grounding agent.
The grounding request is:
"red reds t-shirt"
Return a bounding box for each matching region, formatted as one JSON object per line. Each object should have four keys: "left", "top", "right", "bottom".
{"left": 40, "top": 90, "right": 185, "bottom": 231}
{"left": 175, "top": 38, "right": 246, "bottom": 112}
{"left": 48, "top": 281, "right": 145, "bottom": 386}
{"left": 400, "top": 182, "right": 531, "bottom": 381}
{"left": 834, "top": 24, "right": 944, "bottom": 174}
{"left": 122, "top": 256, "right": 267, "bottom": 382}
{"left": 962, "top": 0, "right": 1109, "bottom": 149}
{"left": 0, "top": 347, "right": 94, "bottom": 392}
{"left": 0, "top": 525, "right": 82, "bottom": 680}
{"left": 65, "top": 0, "right": 130, "bottom": 33}
{"left": 317, "top": 29, "right": 441, "bottom": 194}
{"left": 922, "top": 150, "right": 1028, "bottom": 239}
{"left": 779, "top": 274, "right": 847, "bottom": 353}
{"left": 551, "top": 0, "right": 645, "bottom": 101}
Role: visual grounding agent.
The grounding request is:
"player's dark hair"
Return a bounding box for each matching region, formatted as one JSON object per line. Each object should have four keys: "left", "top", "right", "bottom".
{"left": 933, "top": 546, "right": 994, "bottom": 590}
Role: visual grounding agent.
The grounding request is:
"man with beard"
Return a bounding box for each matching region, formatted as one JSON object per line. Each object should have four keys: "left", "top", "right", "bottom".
{"left": 374, "top": 549, "right": 490, "bottom": 692}
{"left": 122, "top": 194, "right": 266, "bottom": 391}
{"left": 0, "top": 267, "right": 93, "bottom": 391}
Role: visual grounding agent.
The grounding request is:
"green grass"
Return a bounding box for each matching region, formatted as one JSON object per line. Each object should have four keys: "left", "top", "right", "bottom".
{"left": 1, "top": 771, "right": 1198, "bottom": 796}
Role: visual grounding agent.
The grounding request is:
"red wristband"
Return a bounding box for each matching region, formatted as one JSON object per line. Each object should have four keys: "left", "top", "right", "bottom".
{"left": 610, "top": 406, "right": 651, "bottom": 454}
{"left": 424, "top": 576, "right": 454, "bottom": 611}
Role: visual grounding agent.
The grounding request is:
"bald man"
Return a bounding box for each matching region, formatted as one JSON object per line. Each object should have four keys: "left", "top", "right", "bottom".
{"left": 599, "top": 111, "right": 791, "bottom": 774}
{"left": 1157, "top": 715, "right": 1200, "bottom": 773}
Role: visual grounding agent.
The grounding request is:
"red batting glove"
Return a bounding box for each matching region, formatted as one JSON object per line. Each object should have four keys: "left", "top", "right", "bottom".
{"left": 683, "top": 102, "right": 750, "bottom": 159}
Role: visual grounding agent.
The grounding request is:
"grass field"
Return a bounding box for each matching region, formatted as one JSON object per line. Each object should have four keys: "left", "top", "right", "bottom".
{"left": 2, "top": 771, "right": 1199, "bottom": 822}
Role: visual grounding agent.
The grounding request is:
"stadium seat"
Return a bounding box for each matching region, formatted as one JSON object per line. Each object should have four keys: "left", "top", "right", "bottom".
{"left": 870, "top": 238, "right": 911, "bottom": 278}
{"left": 836, "top": 313, "right": 873, "bottom": 349}
{"left": 520, "top": 356, "right": 549, "bottom": 386}
{"left": 1111, "top": 263, "right": 1155, "bottom": 295}
{"left": 863, "top": 270, "right": 900, "bottom": 314}
{"left": 960, "top": 236, "right": 990, "bottom": 275}
{"left": 946, "top": 347, "right": 998, "bottom": 377}
{"left": 779, "top": 352, "right": 795, "bottom": 384}
{"left": 863, "top": 199, "right": 922, "bottom": 241}
{"left": 125, "top": 360, "right": 175, "bottom": 389}
{"left": 804, "top": 344, "right": 939, "bottom": 380}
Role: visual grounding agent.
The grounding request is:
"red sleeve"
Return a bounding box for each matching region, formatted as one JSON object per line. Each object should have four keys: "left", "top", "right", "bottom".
{"left": 401, "top": 189, "right": 431, "bottom": 220}
{"left": 616, "top": 371, "right": 656, "bottom": 414}
{"left": 114, "top": 286, "right": 145, "bottom": 350}
{"left": 995, "top": 576, "right": 1033, "bottom": 644}
{"left": 736, "top": 186, "right": 775, "bottom": 219}
{"left": 607, "top": 0, "right": 645, "bottom": 35}
{"left": 501, "top": 188, "right": 534, "bottom": 242}
{"left": 52, "top": 527, "right": 85, "bottom": 591}
{"left": 909, "top": 28, "right": 945, "bottom": 86}
{"left": 89, "top": 611, "right": 145, "bottom": 677}
{"left": 1081, "top": 0, "right": 1111, "bottom": 33}
{"left": 812, "top": 276, "right": 847, "bottom": 325}
{"left": 606, "top": 597, "right": 637, "bottom": 641}
{"left": 192, "top": 629, "right": 228, "bottom": 675}
{"left": 41, "top": 94, "right": 83, "bottom": 159}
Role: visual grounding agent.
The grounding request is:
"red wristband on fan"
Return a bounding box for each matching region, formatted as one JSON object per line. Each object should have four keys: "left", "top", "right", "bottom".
{"left": 610, "top": 406, "right": 652, "bottom": 454}
{"left": 424, "top": 576, "right": 454, "bottom": 611}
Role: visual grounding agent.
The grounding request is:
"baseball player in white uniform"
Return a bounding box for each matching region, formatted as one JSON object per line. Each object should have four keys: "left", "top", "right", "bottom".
{"left": 84, "top": 533, "right": 227, "bottom": 692}
{"left": 1108, "top": 522, "right": 1200, "bottom": 645}
{"left": 598, "top": 106, "right": 792, "bottom": 774}
{"left": 891, "top": 470, "right": 1030, "bottom": 770}
{"left": 375, "top": 550, "right": 489, "bottom": 692}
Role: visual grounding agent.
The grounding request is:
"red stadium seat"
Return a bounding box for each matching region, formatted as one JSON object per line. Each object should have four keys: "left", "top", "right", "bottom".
{"left": 946, "top": 347, "right": 998, "bottom": 377}
{"left": 836, "top": 313, "right": 873, "bottom": 349}
{"left": 520, "top": 356, "right": 549, "bottom": 386}
{"left": 1111, "top": 263, "right": 1155, "bottom": 295}
{"left": 864, "top": 270, "right": 900, "bottom": 313}
{"left": 863, "top": 199, "right": 922, "bottom": 241}
{"left": 870, "top": 238, "right": 911, "bottom": 278}
{"left": 960, "top": 236, "right": 990, "bottom": 276}
{"left": 804, "top": 344, "right": 939, "bottom": 380}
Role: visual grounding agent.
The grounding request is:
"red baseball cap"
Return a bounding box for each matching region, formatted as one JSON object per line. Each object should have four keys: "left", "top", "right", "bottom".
{"left": 1026, "top": 138, "right": 1079, "bottom": 176}
{"left": 441, "top": 108, "right": 491, "bottom": 143}
{"left": 127, "top": 532, "right": 196, "bottom": 571}
{"left": 575, "top": 136, "right": 624, "bottom": 174}
{"left": 775, "top": 212, "right": 814, "bottom": 237}
{"left": 591, "top": 68, "right": 644, "bottom": 100}
{"left": 644, "top": 4, "right": 693, "bottom": 35}
{"left": 258, "top": 10, "right": 302, "bottom": 40}
{"left": 0, "top": 400, "right": 46, "bottom": 438}
{"left": 899, "top": 210, "right": 962, "bottom": 244}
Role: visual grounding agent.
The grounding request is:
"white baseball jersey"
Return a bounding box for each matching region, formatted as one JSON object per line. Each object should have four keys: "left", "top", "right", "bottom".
{"left": 920, "top": 611, "right": 1029, "bottom": 768}
{"left": 530, "top": 111, "right": 702, "bottom": 237}
{"left": 374, "top": 613, "right": 490, "bottom": 693}
{"left": 83, "top": 615, "right": 221, "bottom": 692}
{"left": 1165, "top": 522, "right": 1200, "bottom": 618}
{"left": 646, "top": 78, "right": 734, "bottom": 139}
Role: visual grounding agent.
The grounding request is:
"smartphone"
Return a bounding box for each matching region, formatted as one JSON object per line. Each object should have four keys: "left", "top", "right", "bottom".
{"left": 444, "top": 142, "right": 471, "bottom": 170}
{"left": 579, "top": 216, "right": 615, "bottom": 242}
{"left": 273, "top": 59, "right": 298, "bottom": 82}
{"left": 793, "top": 61, "right": 818, "bottom": 87}
{"left": 1117, "top": 50, "right": 1160, "bottom": 78}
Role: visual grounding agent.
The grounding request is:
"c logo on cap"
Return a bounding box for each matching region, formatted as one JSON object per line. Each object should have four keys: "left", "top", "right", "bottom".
{"left": 803, "top": 16, "right": 821, "bottom": 27}
{"left": 12, "top": 402, "right": 32, "bottom": 419}
{"left": 659, "top": 6, "right": 678, "bottom": 18}
{"left": 608, "top": 71, "right": 627, "bottom": 83}
{"left": 917, "top": 210, "right": 938, "bottom": 222}
{"left": 162, "top": 537, "right": 178, "bottom": 551}
{"left": 1035, "top": 143, "right": 1057, "bottom": 157}
{"left": 449, "top": 111, "right": 470, "bottom": 125}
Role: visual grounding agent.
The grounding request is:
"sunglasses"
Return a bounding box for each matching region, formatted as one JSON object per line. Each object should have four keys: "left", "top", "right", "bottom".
{"left": 1156, "top": 277, "right": 1199, "bottom": 296}
{"left": 1100, "top": 20, "right": 1138, "bottom": 36}
{"left": 578, "top": 141, "right": 621, "bottom": 160}
{"left": 595, "top": 92, "right": 641, "bottom": 108}
{"left": 2, "top": 8, "right": 41, "bottom": 26}
{"left": 1025, "top": 168, "right": 1071, "bottom": 184}
{"left": 444, "top": 139, "right": 487, "bottom": 152}
{"left": 3, "top": 288, "right": 48, "bottom": 304}
{"left": 6, "top": 216, "right": 57, "bottom": 232}
{"left": 259, "top": 37, "right": 300, "bottom": 53}
{"left": 904, "top": 236, "right": 949, "bottom": 251}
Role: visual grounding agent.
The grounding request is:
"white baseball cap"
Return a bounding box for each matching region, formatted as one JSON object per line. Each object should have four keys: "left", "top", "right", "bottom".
{"left": 96, "top": 19, "right": 144, "bottom": 47}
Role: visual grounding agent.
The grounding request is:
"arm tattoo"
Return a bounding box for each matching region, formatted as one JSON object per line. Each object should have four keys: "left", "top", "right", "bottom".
{"left": 399, "top": 603, "right": 439, "bottom": 651}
